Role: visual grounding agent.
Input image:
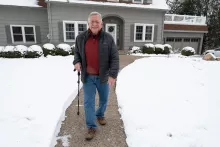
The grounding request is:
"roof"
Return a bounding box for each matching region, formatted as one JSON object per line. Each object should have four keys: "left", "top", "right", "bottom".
{"left": 0, "top": 0, "right": 40, "bottom": 7}
{"left": 47, "top": 0, "right": 169, "bottom": 11}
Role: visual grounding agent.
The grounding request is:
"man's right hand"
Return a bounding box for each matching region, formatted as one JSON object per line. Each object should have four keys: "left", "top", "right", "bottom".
{"left": 74, "top": 62, "right": 81, "bottom": 72}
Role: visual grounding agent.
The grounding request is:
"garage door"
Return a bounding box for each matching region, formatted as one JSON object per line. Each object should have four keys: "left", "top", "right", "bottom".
{"left": 165, "top": 37, "right": 200, "bottom": 53}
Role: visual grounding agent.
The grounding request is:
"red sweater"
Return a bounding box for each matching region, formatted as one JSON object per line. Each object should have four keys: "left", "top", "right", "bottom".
{"left": 85, "top": 33, "right": 99, "bottom": 75}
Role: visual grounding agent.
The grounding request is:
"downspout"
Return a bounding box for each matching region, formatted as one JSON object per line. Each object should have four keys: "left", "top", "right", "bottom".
{"left": 47, "top": 0, "right": 53, "bottom": 43}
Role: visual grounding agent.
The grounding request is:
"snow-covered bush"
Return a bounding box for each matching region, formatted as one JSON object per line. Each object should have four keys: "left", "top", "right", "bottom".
{"left": 142, "top": 44, "right": 155, "bottom": 54}
{"left": 128, "top": 46, "right": 142, "bottom": 54}
{"left": 55, "top": 43, "right": 71, "bottom": 56}
{"left": 42, "top": 43, "right": 55, "bottom": 57}
{"left": 154, "top": 44, "right": 164, "bottom": 54}
{"left": 25, "top": 45, "right": 43, "bottom": 58}
{"left": 0, "top": 46, "right": 4, "bottom": 57}
{"left": 70, "top": 44, "right": 75, "bottom": 55}
{"left": 2, "top": 46, "right": 23, "bottom": 58}
{"left": 163, "top": 44, "right": 172, "bottom": 54}
{"left": 181, "top": 46, "right": 195, "bottom": 56}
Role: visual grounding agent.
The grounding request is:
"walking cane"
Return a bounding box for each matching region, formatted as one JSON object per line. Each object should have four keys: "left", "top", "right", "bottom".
{"left": 74, "top": 69, "right": 80, "bottom": 115}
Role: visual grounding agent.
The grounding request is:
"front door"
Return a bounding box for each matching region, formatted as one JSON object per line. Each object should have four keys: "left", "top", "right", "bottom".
{"left": 105, "top": 24, "right": 117, "bottom": 45}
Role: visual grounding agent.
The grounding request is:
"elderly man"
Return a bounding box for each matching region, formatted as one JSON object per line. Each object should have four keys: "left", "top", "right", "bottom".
{"left": 73, "top": 12, "right": 119, "bottom": 140}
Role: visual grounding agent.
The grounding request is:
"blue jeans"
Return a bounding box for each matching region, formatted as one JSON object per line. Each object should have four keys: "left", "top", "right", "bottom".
{"left": 83, "top": 75, "right": 109, "bottom": 128}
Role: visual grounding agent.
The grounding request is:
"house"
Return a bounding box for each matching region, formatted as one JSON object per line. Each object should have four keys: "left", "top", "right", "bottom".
{"left": 0, "top": 0, "right": 208, "bottom": 54}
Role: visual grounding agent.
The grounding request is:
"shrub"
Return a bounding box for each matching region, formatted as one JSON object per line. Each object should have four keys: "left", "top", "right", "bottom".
{"left": 163, "top": 44, "right": 172, "bottom": 54}
{"left": 181, "top": 47, "right": 195, "bottom": 56}
{"left": 25, "top": 45, "right": 43, "bottom": 58}
{"left": 70, "top": 44, "right": 75, "bottom": 55}
{"left": 154, "top": 44, "right": 164, "bottom": 54}
{"left": 55, "top": 43, "right": 71, "bottom": 56}
{"left": 142, "top": 44, "right": 155, "bottom": 54}
{"left": 128, "top": 46, "right": 142, "bottom": 54}
{"left": 42, "top": 43, "right": 56, "bottom": 57}
{"left": 2, "top": 46, "right": 23, "bottom": 58}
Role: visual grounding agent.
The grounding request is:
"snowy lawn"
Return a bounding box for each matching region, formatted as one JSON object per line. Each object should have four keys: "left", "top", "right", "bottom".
{"left": 116, "top": 56, "right": 220, "bottom": 147}
{"left": 0, "top": 56, "right": 80, "bottom": 147}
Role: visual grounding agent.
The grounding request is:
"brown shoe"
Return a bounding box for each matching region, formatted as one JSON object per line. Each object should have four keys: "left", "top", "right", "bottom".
{"left": 85, "top": 128, "right": 96, "bottom": 141}
{"left": 97, "top": 117, "right": 107, "bottom": 125}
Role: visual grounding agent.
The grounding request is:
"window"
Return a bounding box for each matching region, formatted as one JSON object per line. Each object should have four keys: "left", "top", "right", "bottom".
{"left": 175, "top": 38, "right": 182, "bottom": 42}
{"left": 166, "top": 38, "right": 174, "bottom": 42}
{"left": 63, "top": 21, "right": 88, "bottom": 42}
{"left": 191, "top": 38, "right": 199, "bottom": 42}
{"left": 10, "top": 25, "right": 36, "bottom": 43}
{"left": 133, "top": 0, "right": 143, "bottom": 3}
{"left": 184, "top": 38, "right": 190, "bottom": 42}
{"left": 134, "top": 23, "right": 154, "bottom": 42}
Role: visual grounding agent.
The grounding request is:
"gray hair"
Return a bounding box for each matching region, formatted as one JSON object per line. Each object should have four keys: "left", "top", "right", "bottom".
{"left": 88, "top": 12, "right": 102, "bottom": 22}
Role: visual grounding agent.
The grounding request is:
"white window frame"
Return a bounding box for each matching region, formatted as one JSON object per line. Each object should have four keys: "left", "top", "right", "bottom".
{"left": 63, "top": 21, "right": 88, "bottom": 42}
{"left": 132, "top": 0, "right": 143, "bottom": 4}
{"left": 10, "top": 25, "right": 36, "bottom": 44}
{"left": 134, "top": 23, "right": 154, "bottom": 42}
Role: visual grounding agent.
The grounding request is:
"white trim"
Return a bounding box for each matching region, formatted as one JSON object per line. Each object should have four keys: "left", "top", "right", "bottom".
{"left": 132, "top": 0, "right": 143, "bottom": 4}
{"left": 134, "top": 23, "right": 154, "bottom": 42}
{"left": 10, "top": 25, "right": 36, "bottom": 44}
{"left": 63, "top": 20, "right": 88, "bottom": 42}
{"left": 164, "top": 30, "right": 208, "bottom": 33}
{"left": 106, "top": 23, "right": 117, "bottom": 45}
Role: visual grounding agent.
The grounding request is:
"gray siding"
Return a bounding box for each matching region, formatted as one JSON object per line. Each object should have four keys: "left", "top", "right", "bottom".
{"left": 0, "top": 6, "right": 49, "bottom": 46}
{"left": 48, "top": 2, "right": 166, "bottom": 50}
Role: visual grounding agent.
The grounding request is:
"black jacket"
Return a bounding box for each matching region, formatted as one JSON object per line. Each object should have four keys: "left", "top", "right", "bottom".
{"left": 73, "top": 30, "right": 119, "bottom": 83}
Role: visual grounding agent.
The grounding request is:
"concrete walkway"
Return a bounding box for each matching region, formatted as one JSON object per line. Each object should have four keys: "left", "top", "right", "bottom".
{"left": 55, "top": 55, "right": 143, "bottom": 147}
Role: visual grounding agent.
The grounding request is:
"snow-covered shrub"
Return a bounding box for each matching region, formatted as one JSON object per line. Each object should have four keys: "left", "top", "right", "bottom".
{"left": 0, "top": 46, "right": 4, "bottom": 57}
{"left": 55, "top": 43, "right": 71, "bottom": 56}
{"left": 181, "top": 46, "right": 195, "bottom": 56}
{"left": 163, "top": 44, "right": 172, "bottom": 54}
{"left": 2, "top": 46, "right": 23, "bottom": 58}
{"left": 154, "top": 44, "right": 164, "bottom": 54}
{"left": 42, "top": 43, "right": 56, "bottom": 57}
{"left": 142, "top": 44, "right": 155, "bottom": 54}
{"left": 70, "top": 44, "right": 75, "bottom": 55}
{"left": 128, "top": 46, "right": 142, "bottom": 54}
{"left": 25, "top": 45, "right": 43, "bottom": 58}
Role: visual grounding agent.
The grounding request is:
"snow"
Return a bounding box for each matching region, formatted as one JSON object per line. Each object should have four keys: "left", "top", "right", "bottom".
{"left": 144, "top": 43, "right": 155, "bottom": 48}
{"left": 43, "top": 43, "right": 55, "bottom": 50}
{"left": 182, "top": 46, "right": 195, "bottom": 53}
{"left": 56, "top": 135, "right": 71, "bottom": 147}
{"left": 116, "top": 56, "right": 220, "bottom": 147}
{"left": 164, "top": 44, "right": 172, "bottom": 49}
{"left": 57, "top": 43, "right": 71, "bottom": 52}
{"left": 49, "top": 0, "right": 169, "bottom": 10}
{"left": 0, "top": 0, "right": 39, "bottom": 7}
{"left": 155, "top": 44, "right": 164, "bottom": 50}
{"left": 15, "top": 45, "right": 28, "bottom": 54}
{"left": 28, "top": 45, "right": 43, "bottom": 54}
{"left": 0, "top": 46, "right": 4, "bottom": 52}
{"left": 4, "top": 46, "right": 15, "bottom": 52}
{"left": 0, "top": 56, "right": 81, "bottom": 147}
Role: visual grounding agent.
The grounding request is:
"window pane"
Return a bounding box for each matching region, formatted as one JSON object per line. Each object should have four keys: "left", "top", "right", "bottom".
{"left": 145, "top": 34, "right": 152, "bottom": 40}
{"left": 13, "top": 35, "right": 23, "bottom": 42}
{"left": 25, "top": 35, "right": 35, "bottom": 42}
{"left": 134, "top": 0, "right": 142, "bottom": 2}
{"left": 12, "top": 27, "right": 22, "bottom": 34}
{"left": 25, "top": 27, "right": 34, "bottom": 34}
{"left": 175, "top": 38, "right": 182, "bottom": 42}
{"left": 66, "top": 23, "right": 75, "bottom": 31}
{"left": 136, "top": 33, "right": 142, "bottom": 40}
{"left": 184, "top": 38, "right": 190, "bottom": 42}
{"left": 78, "top": 24, "right": 87, "bottom": 32}
{"left": 146, "top": 26, "right": 152, "bottom": 33}
{"left": 166, "top": 38, "right": 174, "bottom": 42}
{"left": 136, "top": 26, "right": 143, "bottom": 33}
{"left": 66, "top": 32, "right": 75, "bottom": 40}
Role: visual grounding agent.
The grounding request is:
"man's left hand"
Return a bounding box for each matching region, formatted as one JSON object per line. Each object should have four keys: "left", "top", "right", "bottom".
{"left": 108, "top": 77, "right": 116, "bottom": 87}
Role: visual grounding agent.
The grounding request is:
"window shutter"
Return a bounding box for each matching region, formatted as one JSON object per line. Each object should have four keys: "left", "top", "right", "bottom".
{"left": 131, "top": 24, "right": 134, "bottom": 42}
{"left": 154, "top": 25, "right": 158, "bottom": 42}
{"left": 58, "top": 21, "right": 64, "bottom": 42}
{"left": 35, "top": 26, "right": 41, "bottom": 44}
{"left": 5, "top": 25, "right": 12, "bottom": 44}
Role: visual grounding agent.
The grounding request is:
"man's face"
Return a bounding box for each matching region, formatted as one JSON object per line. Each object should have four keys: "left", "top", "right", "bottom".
{"left": 88, "top": 14, "right": 103, "bottom": 35}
